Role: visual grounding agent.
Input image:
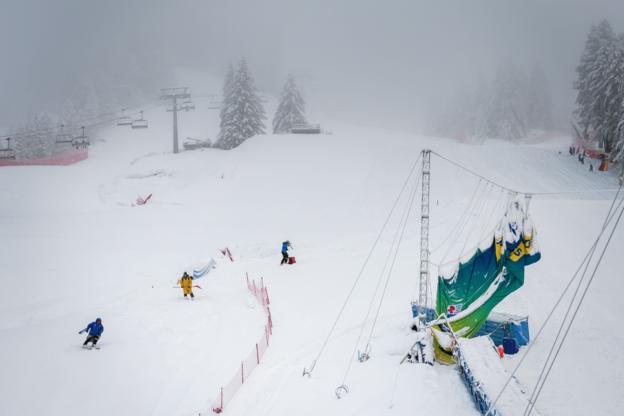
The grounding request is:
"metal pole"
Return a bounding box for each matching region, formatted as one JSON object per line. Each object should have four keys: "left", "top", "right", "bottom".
{"left": 418, "top": 149, "right": 431, "bottom": 326}
{"left": 173, "top": 96, "right": 179, "bottom": 154}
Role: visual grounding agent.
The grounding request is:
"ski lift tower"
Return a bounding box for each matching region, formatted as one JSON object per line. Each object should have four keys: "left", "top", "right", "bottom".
{"left": 417, "top": 149, "right": 431, "bottom": 327}
{"left": 160, "top": 87, "right": 193, "bottom": 154}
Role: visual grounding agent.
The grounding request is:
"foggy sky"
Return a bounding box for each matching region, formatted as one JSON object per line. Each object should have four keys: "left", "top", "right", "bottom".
{"left": 2, "top": 0, "right": 624, "bottom": 133}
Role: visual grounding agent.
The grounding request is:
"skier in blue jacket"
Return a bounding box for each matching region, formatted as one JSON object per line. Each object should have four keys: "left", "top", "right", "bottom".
{"left": 280, "top": 240, "right": 292, "bottom": 265}
{"left": 79, "top": 318, "right": 104, "bottom": 348}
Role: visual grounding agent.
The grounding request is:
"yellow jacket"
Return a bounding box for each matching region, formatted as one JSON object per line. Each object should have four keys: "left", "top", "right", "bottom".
{"left": 178, "top": 276, "right": 193, "bottom": 289}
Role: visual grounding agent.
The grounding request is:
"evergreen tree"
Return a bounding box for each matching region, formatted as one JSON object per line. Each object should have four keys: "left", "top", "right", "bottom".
{"left": 526, "top": 64, "right": 554, "bottom": 131}
{"left": 217, "top": 64, "right": 236, "bottom": 144}
{"left": 273, "top": 75, "right": 306, "bottom": 134}
{"left": 489, "top": 62, "right": 527, "bottom": 140}
{"left": 574, "top": 20, "right": 620, "bottom": 147}
{"left": 215, "top": 59, "right": 266, "bottom": 150}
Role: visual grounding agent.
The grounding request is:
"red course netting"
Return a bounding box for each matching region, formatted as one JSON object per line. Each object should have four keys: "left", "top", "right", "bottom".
{"left": 0, "top": 148, "right": 88, "bottom": 167}
{"left": 211, "top": 274, "right": 273, "bottom": 413}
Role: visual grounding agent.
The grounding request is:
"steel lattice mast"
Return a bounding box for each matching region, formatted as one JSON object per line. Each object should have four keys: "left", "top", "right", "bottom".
{"left": 418, "top": 149, "right": 431, "bottom": 326}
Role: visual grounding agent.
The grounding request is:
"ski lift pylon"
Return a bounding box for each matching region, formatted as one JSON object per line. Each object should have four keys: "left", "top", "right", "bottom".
{"left": 72, "top": 126, "right": 90, "bottom": 149}
{"left": 0, "top": 137, "right": 16, "bottom": 160}
{"left": 131, "top": 111, "right": 148, "bottom": 129}
{"left": 117, "top": 108, "right": 133, "bottom": 126}
{"left": 55, "top": 124, "right": 73, "bottom": 144}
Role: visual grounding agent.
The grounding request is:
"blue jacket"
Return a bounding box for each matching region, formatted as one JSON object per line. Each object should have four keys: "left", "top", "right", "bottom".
{"left": 85, "top": 321, "right": 104, "bottom": 337}
{"left": 281, "top": 242, "right": 290, "bottom": 253}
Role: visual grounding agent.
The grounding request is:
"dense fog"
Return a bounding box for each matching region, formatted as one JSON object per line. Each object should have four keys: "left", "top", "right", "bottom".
{"left": 2, "top": 0, "right": 624, "bottom": 133}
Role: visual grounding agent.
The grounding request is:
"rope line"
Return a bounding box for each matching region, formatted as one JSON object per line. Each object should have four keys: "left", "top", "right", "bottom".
{"left": 303, "top": 154, "right": 423, "bottom": 377}
{"left": 338, "top": 166, "right": 421, "bottom": 391}
{"left": 431, "top": 150, "right": 620, "bottom": 196}
{"left": 483, "top": 186, "right": 624, "bottom": 416}
{"left": 523, "top": 187, "right": 624, "bottom": 416}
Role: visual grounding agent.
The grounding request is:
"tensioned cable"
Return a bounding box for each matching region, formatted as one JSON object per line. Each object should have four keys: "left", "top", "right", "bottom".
{"left": 524, "top": 189, "right": 624, "bottom": 415}
{"left": 0, "top": 98, "right": 163, "bottom": 140}
{"left": 459, "top": 182, "right": 494, "bottom": 255}
{"left": 484, "top": 187, "right": 624, "bottom": 416}
{"left": 430, "top": 178, "right": 483, "bottom": 255}
{"left": 365, "top": 167, "right": 421, "bottom": 348}
{"left": 303, "top": 153, "right": 423, "bottom": 377}
{"left": 440, "top": 179, "right": 485, "bottom": 263}
{"left": 337, "top": 167, "right": 422, "bottom": 394}
{"left": 431, "top": 150, "right": 620, "bottom": 196}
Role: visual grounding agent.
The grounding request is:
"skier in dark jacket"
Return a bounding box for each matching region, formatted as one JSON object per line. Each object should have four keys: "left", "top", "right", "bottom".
{"left": 79, "top": 318, "right": 104, "bottom": 347}
{"left": 280, "top": 240, "right": 291, "bottom": 265}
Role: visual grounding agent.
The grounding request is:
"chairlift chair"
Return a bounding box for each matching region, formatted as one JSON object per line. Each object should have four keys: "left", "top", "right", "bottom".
{"left": 117, "top": 109, "right": 133, "bottom": 126}
{"left": 131, "top": 111, "right": 148, "bottom": 129}
{"left": 182, "top": 100, "right": 195, "bottom": 111}
{"left": 72, "top": 126, "right": 90, "bottom": 149}
{"left": 0, "top": 137, "right": 16, "bottom": 160}
{"left": 55, "top": 124, "right": 73, "bottom": 144}
{"left": 206, "top": 95, "right": 222, "bottom": 110}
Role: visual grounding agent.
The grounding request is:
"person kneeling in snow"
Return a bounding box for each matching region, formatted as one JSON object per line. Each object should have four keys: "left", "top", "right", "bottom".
{"left": 280, "top": 240, "right": 292, "bottom": 265}
{"left": 178, "top": 272, "right": 195, "bottom": 299}
{"left": 79, "top": 318, "right": 104, "bottom": 347}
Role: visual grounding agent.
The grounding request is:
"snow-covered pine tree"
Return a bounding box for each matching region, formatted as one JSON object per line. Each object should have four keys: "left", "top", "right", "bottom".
{"left": 574, "top": 20, "right": 616, "bottom": 139}
{"left": 272, "top": 75, "right": 306, "bottom": 134}
{"left": 489, "top": 62, "right": 528, "bottom": 141}
{"left": 616, "top": 34, "right": 624, "bottom": 162}
{"left": 215, "top": 59, "right": 266, "bottom": 150}
{"left": 526, "top": 64, "right": 554, "bottom": 132}
{"left": 217, "top": 64, "right": 236, "bottom": 144}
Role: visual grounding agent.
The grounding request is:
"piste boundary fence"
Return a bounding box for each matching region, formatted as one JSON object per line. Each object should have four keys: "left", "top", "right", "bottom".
{"left": 211, "top": 273, "right": 273, "bottom": 413}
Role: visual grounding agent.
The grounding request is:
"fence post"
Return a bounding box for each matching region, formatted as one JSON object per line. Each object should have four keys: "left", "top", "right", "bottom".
{"left": 268, "top": 309, "right": 273, "bottom": 334}
{"left": 241, "top": 362, "right": 244, "bottom": 384}
{"left": 256, "top": 343, "right": 260, "bottom": 364}
{"left": 220, "top": 387, "right": 224, "bottom": 411}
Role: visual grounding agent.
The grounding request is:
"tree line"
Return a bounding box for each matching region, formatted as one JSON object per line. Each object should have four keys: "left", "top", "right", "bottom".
{"left": 214, "top": 58, "right": 306, "bottom": 150}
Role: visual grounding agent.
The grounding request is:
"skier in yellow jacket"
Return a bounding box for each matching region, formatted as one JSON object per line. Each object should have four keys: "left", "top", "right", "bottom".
{"left": 177, "top": 272, "right": 195, "bottom": 299}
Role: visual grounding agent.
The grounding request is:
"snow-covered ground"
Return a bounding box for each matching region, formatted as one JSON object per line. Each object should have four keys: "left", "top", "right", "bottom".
{"left": 1, "top": 78, "right": 622, "bottom": 415}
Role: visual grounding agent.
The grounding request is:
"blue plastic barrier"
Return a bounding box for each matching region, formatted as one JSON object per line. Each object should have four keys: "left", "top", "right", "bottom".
{"left": 411, "top": 304, "right": 529, "bottom": 354}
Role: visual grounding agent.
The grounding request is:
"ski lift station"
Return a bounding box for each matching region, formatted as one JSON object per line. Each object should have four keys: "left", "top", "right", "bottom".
{"left": 291, "top": 123, "right": 322, "bottom": 134}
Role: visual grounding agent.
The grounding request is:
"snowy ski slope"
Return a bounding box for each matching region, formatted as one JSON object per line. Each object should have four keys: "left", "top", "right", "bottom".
{"left": 0, "top": 85, "right": 622, "bottom": 415}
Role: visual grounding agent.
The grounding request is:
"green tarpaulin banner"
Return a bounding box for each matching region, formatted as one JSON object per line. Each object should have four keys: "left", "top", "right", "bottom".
{"left": 434, "top": 205, "right": 541, "bottom": 341}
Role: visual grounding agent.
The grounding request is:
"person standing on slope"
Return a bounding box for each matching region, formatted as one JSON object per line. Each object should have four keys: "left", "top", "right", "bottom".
{"left": 79, "top": 318, "right": 104, "bottom": 348}
{"left": 178, "top": 271, "right": 195, "bottom": 299}
{"left": 280, "top": 240, "right": 292, "bottom": 265}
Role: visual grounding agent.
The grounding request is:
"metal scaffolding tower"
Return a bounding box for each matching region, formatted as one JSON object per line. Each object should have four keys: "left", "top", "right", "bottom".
{"left": 418, "top": 149, "right": 431, "bottom": 325}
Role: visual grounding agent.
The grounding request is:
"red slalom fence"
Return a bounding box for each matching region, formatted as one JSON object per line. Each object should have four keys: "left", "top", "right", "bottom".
{"left": 212, "top": 274, "right": 273, "bottom": 413}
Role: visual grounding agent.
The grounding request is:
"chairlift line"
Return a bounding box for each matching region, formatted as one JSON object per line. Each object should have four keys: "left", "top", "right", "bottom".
{"left": 131, "top": 111, "right": 148, "bottom": 129}
{"left": 55, "top": 124, "right": 73, "bottom": 144}
{"left": 117, "top": 108, "right": 133, "bottom": 126}
{"left": 0, "top": 137, "right": 16, "bottom": 160}
{"left": 72, "top": 126, "right": 90, "bottom": 149}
